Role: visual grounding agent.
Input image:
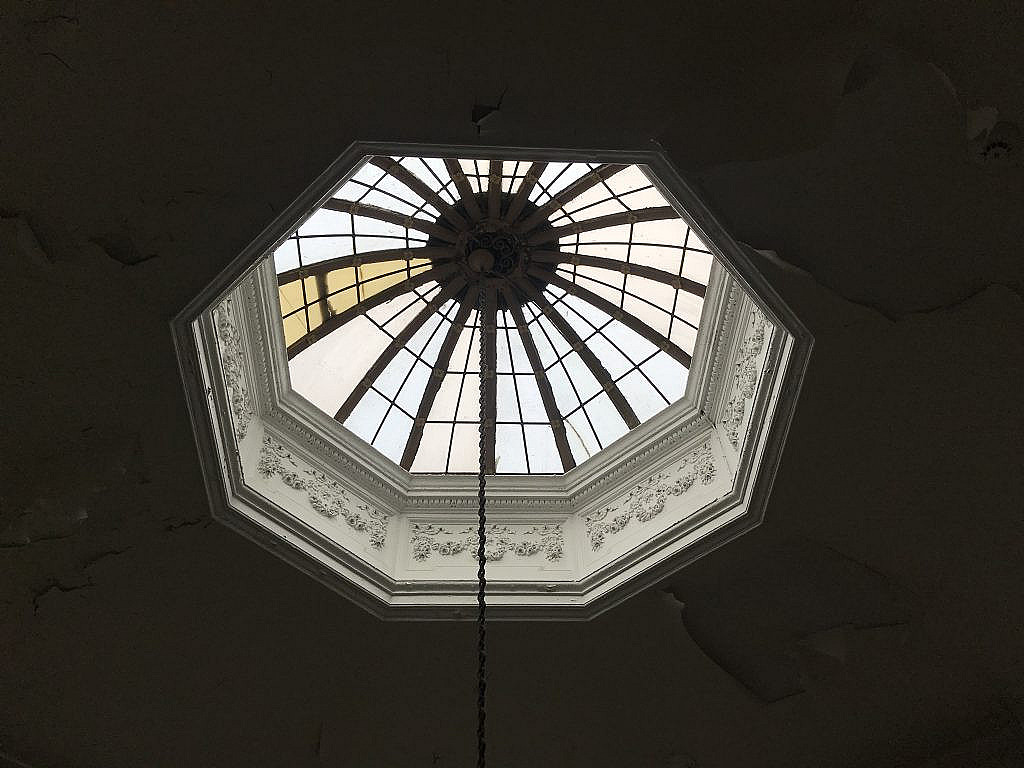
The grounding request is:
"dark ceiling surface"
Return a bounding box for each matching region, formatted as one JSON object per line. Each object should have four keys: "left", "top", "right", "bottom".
{"left": 1, "top": 1, "right": 1022, "bottom": 766}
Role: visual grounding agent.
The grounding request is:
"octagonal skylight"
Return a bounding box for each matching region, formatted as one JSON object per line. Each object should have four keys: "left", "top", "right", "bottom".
{"left": 173, "top": 142, "right": 811, "bottom": 619}
{"left": 274, "top": 156, "right": 715, "bottom": 474}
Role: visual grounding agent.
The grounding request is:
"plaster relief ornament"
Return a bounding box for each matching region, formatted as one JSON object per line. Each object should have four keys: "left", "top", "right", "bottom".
{"left": 721, "top": 306, "right": 769, "bottom": 449}
{"left": 257, "top": 436, "right": 388, "bottom": 549}
{"left": 213, "top": 298, "right": 255, "bottom": 441}
{"left": 410, "top": 523, "right": 564, "bottom": 563}
{"left": 585, "top": 442, "right": 716, "bottom": 550}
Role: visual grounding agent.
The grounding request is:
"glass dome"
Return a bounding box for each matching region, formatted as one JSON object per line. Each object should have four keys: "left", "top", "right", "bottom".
{"left": 273, "top": 156, "right": 715, "bottom": 474}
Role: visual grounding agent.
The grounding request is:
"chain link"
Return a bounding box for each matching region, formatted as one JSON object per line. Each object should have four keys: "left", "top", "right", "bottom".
{"left": 476, "top": 287, "right": 488, "bottom": 768}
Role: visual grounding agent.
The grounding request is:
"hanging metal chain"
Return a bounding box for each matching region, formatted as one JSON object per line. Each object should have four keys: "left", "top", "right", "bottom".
{"left": 476, "top": 286, "right": 489, "bottom": 768}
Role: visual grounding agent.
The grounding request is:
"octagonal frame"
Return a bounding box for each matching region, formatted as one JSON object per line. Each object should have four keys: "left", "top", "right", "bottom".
{"left": 172, "top": 142, "right": 812, "bottom": 620}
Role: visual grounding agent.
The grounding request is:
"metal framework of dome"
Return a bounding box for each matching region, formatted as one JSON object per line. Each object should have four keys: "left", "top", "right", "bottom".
{"left": 275, "top": 157, "right": 712, "bottom": 475}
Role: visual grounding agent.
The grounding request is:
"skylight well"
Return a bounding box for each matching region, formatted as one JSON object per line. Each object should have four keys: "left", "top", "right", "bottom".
{"left": 274, "top": 156, "right": 714, "bottom": 474}
{"left": 174, "top": 143, "right": 811, "bottom": 619}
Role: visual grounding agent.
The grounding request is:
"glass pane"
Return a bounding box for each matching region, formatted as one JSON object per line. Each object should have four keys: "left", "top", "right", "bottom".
{"left": 344, "top": 389, "right": 390, "bottom": 443}
{"left": 449, "top": 423, "right": 481, "bottom": 472}
{"left": 681, "top": 250, "right": 713, "bottom": 284}
{"left": 605, "top": 165, "right": 652, "bottom": 197}
{"left": 373, "top": 408, "right": 414, "bottom": 463}
{"left": 516, "top": 376, "right": 548, "bottom": 422}
{"left": 585, "top": 393, "right": 629, "bottom": 446}
{"left": 496, "top": 327, "right": 513, "bottom": 373}
{"left": 299, "top": 208, "right": 352, "bottom": 236}
{"left": 547, "top": 364, "right": 578, "bottom": 413}
{"left": 396, "top": 361, "right": 432, "bottom": 414}
{"left": 622, "top": 294, "right": 671, "bottom": 337}
{"left": 674, "top": 293, "right": 704, "bottom": 328}
{"left": 670, "top": 322, "right": 697, "bottom": 355}
{"left": 496, "top": 375, "right": 521, "bottom": 422}
{"left": 565, "top": 411, "right": 599, "bottom": 458}
{"left": 427, "top": 373, "right": 461, "bottom": 421}
{"left": 561, "top": 352, "right": 601, "bottom": 402}
{"left": 274, "top": 239, "right": 300, "bottom": 272}
{"left": 455, "top": 374, "right": 481, "bottom": 421}
{"left": 299, "top": 236, "right": 353, "bottom": 265}
{"left": 524, "top": 425, "right": 561, "bottom": 473}
{"left": 507, "top": 329, "right": 530, "bottom": 373}
{"left": 630, "top": 244, "right": 682, "bottom": 273}
{"left": 562, "top": 293, "right": 610, "bottom": 329}
{"left": 640, "top": 352, "right": 687, "bottom": 405}
{"left": 616, "top": 370, "right": 665, "bottom": 423}
{"left": 585, "top": 334, "right": 632, "bottom": 379}
{"left": 632, "top": 218, "right": 689, "bottom": 246}
{"left": 406, "top": 312, "right": 443, "bottom": 356}
{"left": 410, "top": 423, "right": 452, "bottom": 472}
{"left": 374, "top": 349, "right": 416, "bottom": 399}
{"left": 495, "top": 424, "right": 528, "bottom": 473}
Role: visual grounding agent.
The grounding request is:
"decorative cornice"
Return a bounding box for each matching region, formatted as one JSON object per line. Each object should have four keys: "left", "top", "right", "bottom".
{"left": 214, "top": 298, "right": 255, "bottom": 441}
{"left": 257, "top": 435, "right": 389, "bottom": 549}
{"left": 408, "top": 494, "right": 572, "bottom": 510}
{"left": 566, "top": 415, "right": 709, "bottom": 506}
{"left": 262, "top": 404, "right": 406, "bottom": 506}
{"left": 410, "top": 523, "right": 564, "bottom": 563}
{"left": 701, "top": 280, "right": 743, "bottom": 417}
{"left": 584, "top": 442, "right": 716, "bottom": 551}
{"left": 721, "top": 306, "right": 768, "bottom": 449}
{"left": 243, "top": 273, "right": 276, "bottom": 412}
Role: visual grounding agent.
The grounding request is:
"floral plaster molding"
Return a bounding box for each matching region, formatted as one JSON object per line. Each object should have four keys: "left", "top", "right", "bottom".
{"left": 257, "top": 436, "right": 389, "bottom": 549}
{"left": 584, "top": 442, "right": 716, "bottom": 551}
{"left": 700, "top": 281, "right": 742, "bottom": 416}
{"left": 410, "top": 523, "right": 564, "bottom": 563}
{"left": 721, "top": 307, "right": 769, "bottom": 450}
{"left": 214, "top": 299, "right": 255, "bottom": 441}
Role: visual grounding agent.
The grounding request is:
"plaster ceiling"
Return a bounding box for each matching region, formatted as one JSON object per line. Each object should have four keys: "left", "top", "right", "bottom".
{"left": 1, "top": 1, "right": 1022, "bottom": 766}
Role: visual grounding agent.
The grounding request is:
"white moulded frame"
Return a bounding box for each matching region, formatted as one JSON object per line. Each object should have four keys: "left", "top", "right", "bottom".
{"left": 171, "top": 142, "right": 812, "bottom": 620}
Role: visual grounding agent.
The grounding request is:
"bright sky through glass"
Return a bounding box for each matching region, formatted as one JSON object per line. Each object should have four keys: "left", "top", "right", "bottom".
{"left": 274, "top": 155, "right": 716, "bottom": 474}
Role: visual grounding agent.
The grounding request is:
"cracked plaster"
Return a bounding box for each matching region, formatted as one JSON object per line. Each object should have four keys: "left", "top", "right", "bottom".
{"left": 1, "top": 2, "right": 1022, "bottom": 766}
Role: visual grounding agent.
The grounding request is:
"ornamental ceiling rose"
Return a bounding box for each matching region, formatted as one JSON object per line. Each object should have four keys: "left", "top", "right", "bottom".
{"left": 172, "top": 143, "right": 812, "bottom": 620}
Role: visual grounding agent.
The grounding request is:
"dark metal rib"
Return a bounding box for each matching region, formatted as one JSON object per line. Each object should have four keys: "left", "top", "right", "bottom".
{"left": 511, "top": 276, "right": 640, "bottom": 429}
{"left": 333, "top": 277, "right": 468, "bottom": 423}
{"left": 400, "top": 286, "right": 480, "bottom": 469}
{"left": 286, "top": 265, "right": 454, "bottom": 359}
{"left": 514, "top": 164, "right": 627, "bottom": 234}
{"left": 527, "top": 206, "right": 679, "bottom": 246}
{"left": 502, "top": 162, "right": 547, "bottom": 224}
{"left": 314, "top": 272, "right": 331, "bottom": 326}
{"left": 369, "top": 157, "right": 469, "bottom": 231}
{"left": 322, "top": 199, "right": 458, "bottom": 243}
{"left": 276, "top": 246, "right": 455, "bottom": 284}
{"left": 530, "top": 250, "right": 707, "bottom": 298}
{"left": 501, "top": 285, "right": 576, "bottom": 472}
{"left": 487, "top": 160, "right": 502, "bottom": 220}
{"left": 531, "top": 266, "right": 693, "bottom": 367}
{"left": 443, "top": 159, "right": 483, "bottom": 221}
